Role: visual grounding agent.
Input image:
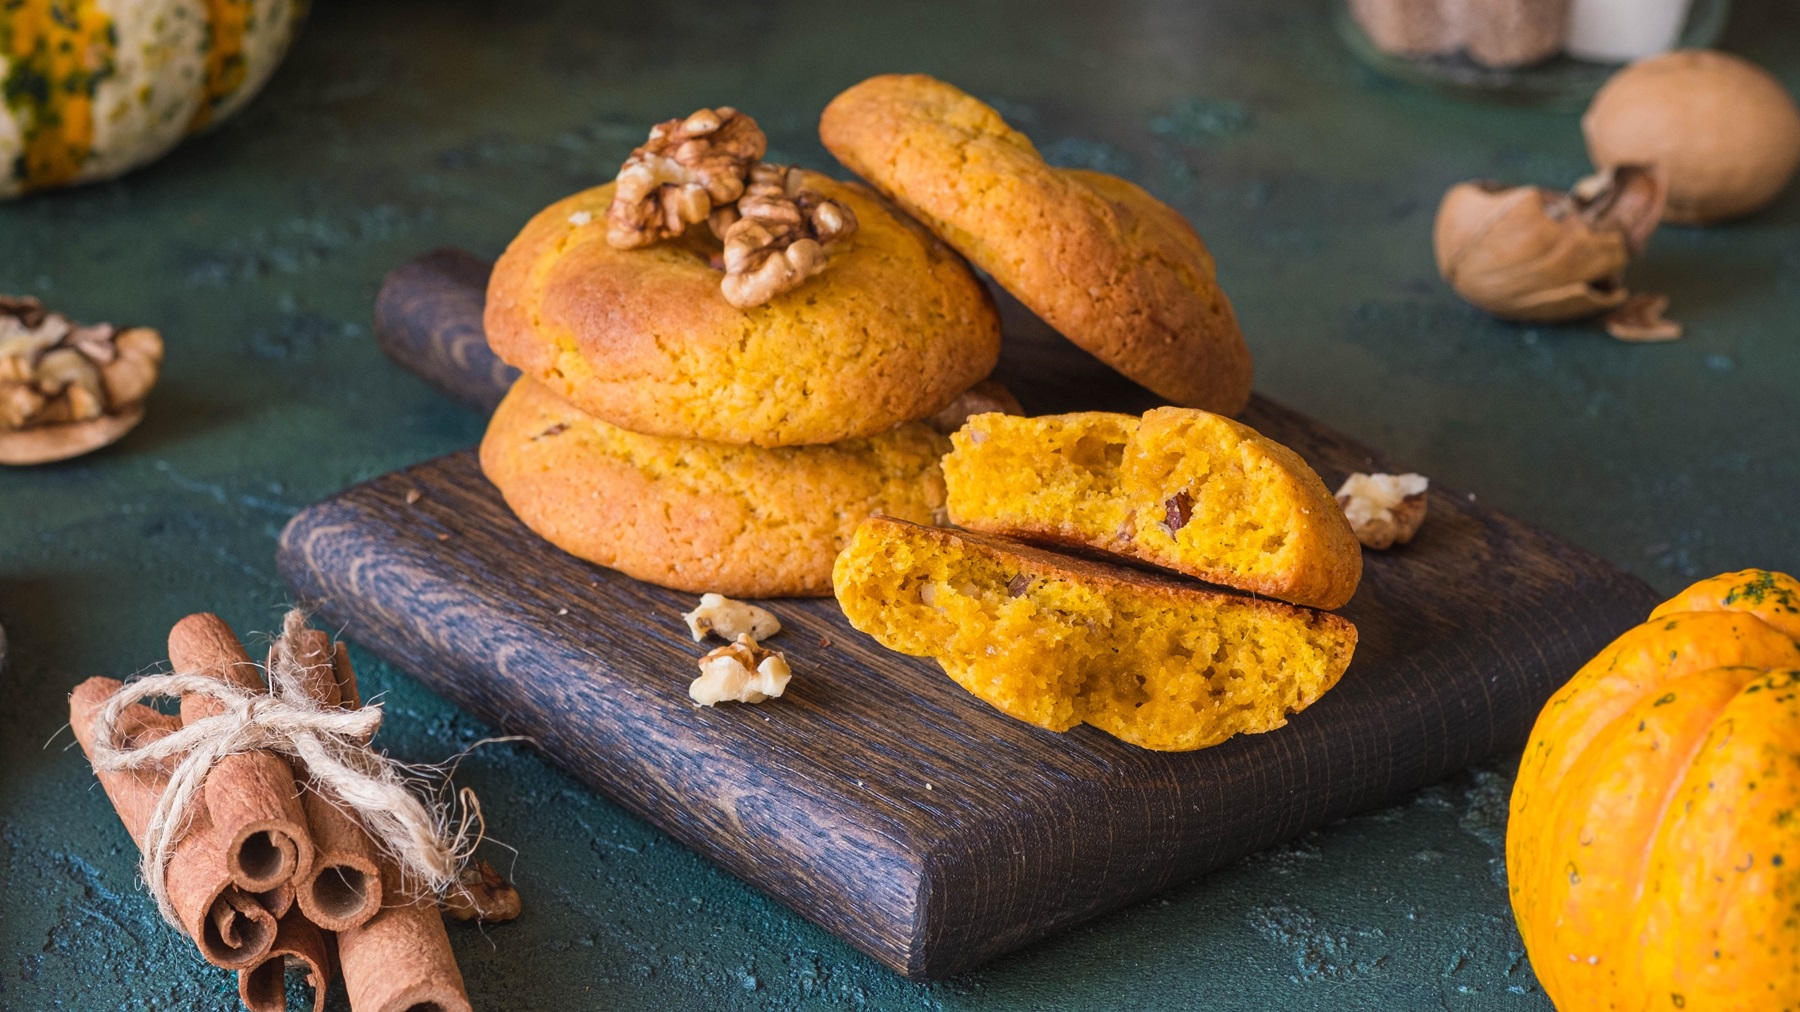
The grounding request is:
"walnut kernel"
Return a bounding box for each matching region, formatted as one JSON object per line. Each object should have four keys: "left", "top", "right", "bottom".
{"left": 606, "top": 107, "right": 767, "bottom": 250}
{"left": 682, "top": 593, "right": 782, "bottom": 643}
{"left": 689, "top": 634, "right": 792, "bottom": 706}
{"left": 0, "top": 298, "right": 163, "bottom": 466}
{"left": 1335, "top": 472, "right": 1430, "bottom": 550}
{"left": 719, "top": 164, "right": 859, "bottom": 308}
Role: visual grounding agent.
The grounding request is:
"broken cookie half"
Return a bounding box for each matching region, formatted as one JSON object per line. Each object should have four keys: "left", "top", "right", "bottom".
{"left": 942, "top": 407, "right": 1362, "bottom": 610}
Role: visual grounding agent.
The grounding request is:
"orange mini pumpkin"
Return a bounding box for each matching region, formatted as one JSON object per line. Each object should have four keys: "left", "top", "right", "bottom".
{"left": 1508, "top": 569, "right": 1800, "bottom": 1010}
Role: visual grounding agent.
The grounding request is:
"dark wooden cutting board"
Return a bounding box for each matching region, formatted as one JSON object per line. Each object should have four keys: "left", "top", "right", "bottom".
{"left": 276, "top": 249, "right": 1657, "bottom": 980}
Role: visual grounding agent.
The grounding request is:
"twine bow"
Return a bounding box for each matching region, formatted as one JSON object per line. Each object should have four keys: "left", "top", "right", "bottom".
{"left": 87, "top": 625, "right": 478, "bottom": 926}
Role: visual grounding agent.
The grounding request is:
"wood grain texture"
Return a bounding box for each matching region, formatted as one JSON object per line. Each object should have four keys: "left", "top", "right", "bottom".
{"left": 374, "top": 248, "right": 517, "bottom": 414}
{"left": 279, "top": 252, "right": 1661, "bottom": 980}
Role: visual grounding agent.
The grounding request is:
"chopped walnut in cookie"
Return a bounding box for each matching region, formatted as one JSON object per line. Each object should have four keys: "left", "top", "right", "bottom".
{"left": 605, "top": 107, "right": 767, "bottom": 250}
{"left": 1336, "top": 472, "right": 1429, "bottom": 550}
{"left": 0, "top": 296, "right": 163, "bottom": 466}
{"left": 690, "top": 634, "right": 792, "bottom": 706}
{"left": 682, "top": 592, "right": 781, "bottom": 643}
{"left": 719, "top": 164, "right": 859, "bottom": 308}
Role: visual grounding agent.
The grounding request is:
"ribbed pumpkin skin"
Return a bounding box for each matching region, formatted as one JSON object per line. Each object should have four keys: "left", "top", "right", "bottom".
{"left": 0, "top": 0, "right": 306, "bottom": 198}
{"left": 1509, "top": 569, "right": 1800, "bottom": 1010}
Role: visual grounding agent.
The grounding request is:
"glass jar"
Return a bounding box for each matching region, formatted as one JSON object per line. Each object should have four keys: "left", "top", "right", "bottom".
{"left": 1336, "top": 0, "right": 1732, "bottom": 108}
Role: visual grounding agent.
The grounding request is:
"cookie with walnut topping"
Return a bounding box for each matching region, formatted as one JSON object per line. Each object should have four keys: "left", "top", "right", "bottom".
{"left": 479, "top": 378, "right": 952, "bottom": 598}
{"left": 483, "top": 172, "right": 1000, "bottom": 448}
{"left": 820, "top": 74, "right": 1253, "bottom": 416}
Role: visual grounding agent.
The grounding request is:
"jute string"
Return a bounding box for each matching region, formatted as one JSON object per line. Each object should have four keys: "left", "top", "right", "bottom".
{"left": 87, "top": 615, "right": 479, "bottom": 926}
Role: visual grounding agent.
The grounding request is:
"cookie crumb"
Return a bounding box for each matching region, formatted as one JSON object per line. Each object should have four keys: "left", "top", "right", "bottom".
{"left": 436, "top": 532, "right": 451, "bottom": 542}
{"left": 404, "top": 488, "right": 422, "bottom": 505}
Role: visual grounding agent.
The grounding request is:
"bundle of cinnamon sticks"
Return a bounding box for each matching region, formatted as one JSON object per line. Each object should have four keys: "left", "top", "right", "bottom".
{"left": 69, "top": 613, "right": 476, "bottom": 1012}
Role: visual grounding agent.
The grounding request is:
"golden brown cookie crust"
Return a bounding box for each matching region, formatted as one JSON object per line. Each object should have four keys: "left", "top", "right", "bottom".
{"left": 820, "top": 74, "right": 1253, "bottom": 415}
{"left": 484, "top": 172, "right": 1001, "bottom": 447}
{"left": 479, "top": 379, "right": 953, "bottom": 598}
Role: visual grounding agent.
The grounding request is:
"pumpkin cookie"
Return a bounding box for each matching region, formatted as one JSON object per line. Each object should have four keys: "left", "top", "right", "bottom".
{"left": 480, "top": 379, "right": 951, "bottom": 598}
{"left": 943, "top": 408, "right": 1361, "bottom": 610}
{"left": 484, "top": 173, "right": 1000, "bottom": 447}
{"left": 820, "top": 74, "right": 1252, "bottom": 415}
{"left": 833, "top": 517, "right": 1356, "bottom": 751}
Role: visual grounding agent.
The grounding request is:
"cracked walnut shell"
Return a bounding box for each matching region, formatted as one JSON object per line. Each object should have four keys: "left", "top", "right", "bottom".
{"left": 1434, "top": 166, "right": 1665, "bottom": 323}
{"left": 0, "top": 296, "right": 163, "bottom": 465}
{"left": 606, "top": 107, "right": 767, "bottom": 250}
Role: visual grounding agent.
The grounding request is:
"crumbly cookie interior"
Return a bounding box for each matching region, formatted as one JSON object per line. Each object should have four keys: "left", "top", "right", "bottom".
{"left": 833, "top": 520, "right": 1355, "bottom": 751}
{"left": 944, "top": 409, "right": 1350, "bottom": 606}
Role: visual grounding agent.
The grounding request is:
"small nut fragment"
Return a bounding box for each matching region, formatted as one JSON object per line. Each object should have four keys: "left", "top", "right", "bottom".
{"left": 0, "top": 297, "right": 162, "bottom": 466}
{"left": 925, "top": 379, "right": 1024, "bottom": 435}
{"left": 1434, "top": 166, "right": 1665, "bottom": 323}
{"left": 441, "top": 860, "right": 522, "bottom": 923}
{"left": 1160, "top": 490, "right": 1194, "bottom": 537}
{"left": 682, "top": 592, "right": 781, "bottom": 643}
{"left": 689, "top": 634, "right": 792, "bottom": 706}
{"left": 1335, "top": 472, "right": 1429, "bottom": 550}
{"left": 719, "top": 164, "right": 859, "bottom": 308}
{"left": 1604, "top": 293, "right": 1683, "bottom": 343}
{"left": 606, "top": 107, "right": 767, "bottom": 250}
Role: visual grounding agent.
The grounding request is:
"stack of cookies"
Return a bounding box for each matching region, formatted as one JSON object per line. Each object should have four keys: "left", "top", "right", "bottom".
{"left": 477, "top": 106, "right": 1006, "bottom": 598}
{"left": 478, "top": 77, "right": 1258, "bottom": 602}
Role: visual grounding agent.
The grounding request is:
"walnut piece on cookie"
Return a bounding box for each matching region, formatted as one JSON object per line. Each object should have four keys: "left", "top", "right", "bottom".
{"left": 720, "top": 164, "right": 859, "bottom": 308}
{"left": 1335, "top": 472, "right": 1429, "bottom": 550}
{"left": 0, "top": 295, "right": 164, "bottom": 466}
{"left": 606, "top": 107, "right": 767, "bottom": 250}
{"left": 682, "top": 593, "right": 782, "bottom": 643}
{"left": 690, "top": 634, "right": 793, "bottom": 706}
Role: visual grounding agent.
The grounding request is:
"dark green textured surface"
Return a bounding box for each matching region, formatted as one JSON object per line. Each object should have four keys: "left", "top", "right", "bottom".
{"left": 2, "top": 1, "right": 1796, "bottom": 1008}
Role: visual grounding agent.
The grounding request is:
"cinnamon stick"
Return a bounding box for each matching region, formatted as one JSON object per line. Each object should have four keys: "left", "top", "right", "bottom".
{"left": 337, "top": 859, "right": 473, "bottom": 1012}
{"left": 237, "top": 912, "right": 336, "bottom": 1012}
{"left": 167, "top": 613, "right": 315, "bottom": 893}
{"left": 286, "top": 624, "right": 473, "bottom": 1012}
{"left": 69, "top": 677, "right": 279, "bottom": 969}
{"left": 276, "top": 626, "right": 383, "bottom": 931}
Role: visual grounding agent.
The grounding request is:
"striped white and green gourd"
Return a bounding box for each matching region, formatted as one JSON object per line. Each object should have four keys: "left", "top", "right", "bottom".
{"left": 0, "top": 0, "right": 305, "bottom": 199}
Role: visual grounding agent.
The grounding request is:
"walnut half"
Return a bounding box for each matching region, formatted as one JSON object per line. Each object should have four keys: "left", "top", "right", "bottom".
{"left": 0, "top": 296, "right": 163, "bottom": 466}
{"left": 682, "top": 593, "right": 782, "bottom": 643}
{"left": 605, "top": 107, "right": 767, "bottom": 250}
{"left": 718, "top": 164, "right": 858, "bottom": 309}
{"left": 1335, "top": 472, "right": 1429, "bottom": 550}
{"left": 689, "top": 634, "right": 792, "bottom": 706}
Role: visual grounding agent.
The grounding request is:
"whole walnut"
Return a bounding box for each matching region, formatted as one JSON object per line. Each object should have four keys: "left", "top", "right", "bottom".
{"left": 1584, "top": 50, "right": 1800, "bottom": 225}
